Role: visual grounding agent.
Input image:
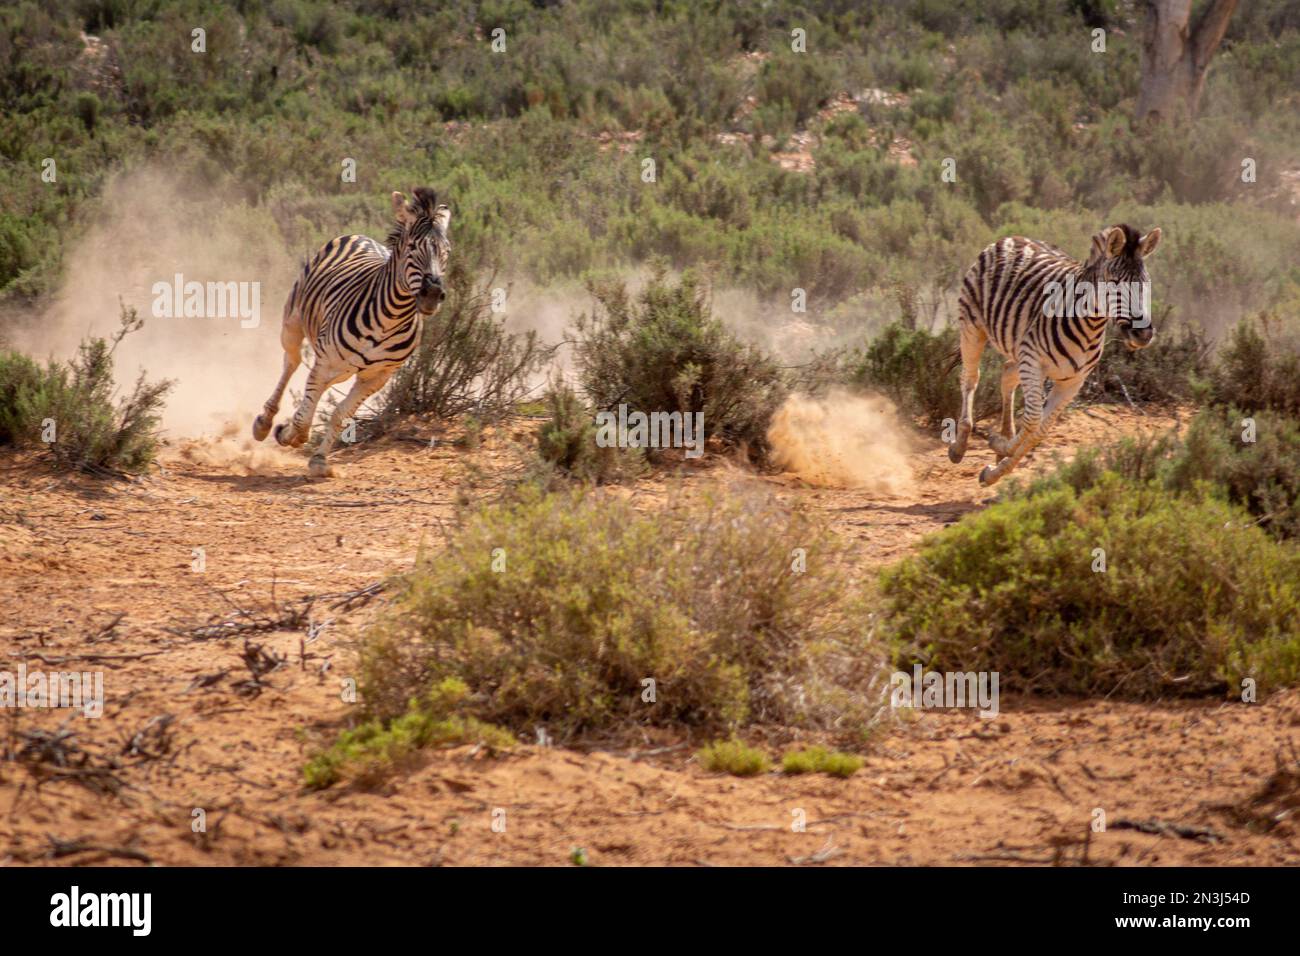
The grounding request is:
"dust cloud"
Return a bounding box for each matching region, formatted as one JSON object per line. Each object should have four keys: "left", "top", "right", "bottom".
{"left": 166, "top": 422, "right": 305, "bottom": 476}
{"left": 8, "top": 168, "right": 296, "bottom": 439}
{"left": 767, "top": 389, "right": 916, "bottom": 494}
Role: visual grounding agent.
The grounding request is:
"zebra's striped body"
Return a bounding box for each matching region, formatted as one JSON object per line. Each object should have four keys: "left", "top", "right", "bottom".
{"left": 948, "top": 223, "right": 1162, "bottom": 485}
{"left": 252, "top": 188, "right": 451, "bottom": 476}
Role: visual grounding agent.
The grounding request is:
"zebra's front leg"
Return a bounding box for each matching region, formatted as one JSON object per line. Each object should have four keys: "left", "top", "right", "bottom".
{"left": 948, "top": 327, "right": 987, "bottom": 463}
{"left": 308, "top": 367, "right": 392, "bottom": 478}
{"left": 275, "top": 360, "right": 349, "bottom": 449}
{"left": 254, "top": 312, "right": 304, "bottom": 441}
{"left": 980, "top": 374, "right": 1082, "bottom": 486}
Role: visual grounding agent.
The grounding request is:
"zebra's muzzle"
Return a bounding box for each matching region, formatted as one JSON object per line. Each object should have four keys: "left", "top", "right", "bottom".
{"left": 416, "top": 277, "right": 445, "bottom": 314}
{"left": 1121, "top": 324, "right": 1154, "bottom": 350}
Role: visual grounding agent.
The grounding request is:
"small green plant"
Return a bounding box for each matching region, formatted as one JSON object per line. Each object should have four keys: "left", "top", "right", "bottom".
{"left": 303, "top": 678, "right": 515, "bottom": 790}
{"left": 697, "top": 739, "right": 771, "bottom": 776}
{"left": 781, "top": 746, "right": 864, "bottom": 778}
{"left": 535, "top": 379, "right": 644, "bottom": 483}
{"left": 1208, "top": 317, "right": 1300, "bottom": 416}
{"left": 569, "top": 846, "right": 589, "bottom": 866}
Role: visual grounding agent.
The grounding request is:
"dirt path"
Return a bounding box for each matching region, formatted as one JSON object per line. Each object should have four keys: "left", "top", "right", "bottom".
{"left": 2, "top": 406, "right": 1297, "bottom": 866}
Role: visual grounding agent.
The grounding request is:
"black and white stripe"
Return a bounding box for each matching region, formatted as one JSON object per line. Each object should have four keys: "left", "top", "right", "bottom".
{"left": 252, "top": 187, "right": 451, "bottom": 476}
{"left": 947, "top": 223, "right": 1161, "bottom": 485}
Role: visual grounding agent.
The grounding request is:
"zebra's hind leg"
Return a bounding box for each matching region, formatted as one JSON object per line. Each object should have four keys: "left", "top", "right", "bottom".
{"left": 948, "top": 324, "right": 987, "bottom": 463}
{"left": 308, "top": 366, "right": 392, "bottom": 478}
{"left": 253, "top": 313, "right": 304, "bottom": 441}
{"left": 988, "top": 362, "right": 1020, "bottom": 458}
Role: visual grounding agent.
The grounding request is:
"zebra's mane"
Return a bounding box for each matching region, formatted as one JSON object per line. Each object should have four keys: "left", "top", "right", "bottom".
{"left": 386, "top": 187, "right": 441, "bottom": 251}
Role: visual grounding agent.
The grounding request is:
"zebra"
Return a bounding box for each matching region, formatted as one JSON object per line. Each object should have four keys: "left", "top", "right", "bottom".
{"left": 252, "top": 188, "right": 451, "bottom": 477}
{"left": 947, "top": 223, "right": 1162, "bottom": 486}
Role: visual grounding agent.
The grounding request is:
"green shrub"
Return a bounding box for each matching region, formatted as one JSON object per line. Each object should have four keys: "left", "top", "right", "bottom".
{"left": 879, "top": 475, "right": 1300, "bottom": 698}
{"left": 781, "top": 745, "right": 864, "bottom": 778}
{"left": 1012, "top": 407, "right": 1300, "bottom": 540}
{"left": 73, "top": 91, "right": 99, "bottom": 134}
{"left": 1079, "top": 315, "right": 1212, "bottom": 405}
{"left": 573, "top": 267, "right": 787, "bottom": 460}
{"left": 1208, "top": 317, "right": 1300, "bottom": 417}
{"left": 304, "top": 678, "right": 514, "bottom": 790}
{"left": 0, "top": 350, "right": 45, "bottom": 445}
{"left": 371, "top": 256, "right": 544, "bottom": 430}
{"left": 697, "top": 739, "right": 770, "bottom": 777}
{"left": 850, "top": 320, "right": 1000, "bottom": 426}
{"left": 535, "top": 379, "right": 644, "bottom": 484}
{"left": 0, "top": 306, "right": 171, "bottom": 474}
{"left": 1165, "top": 408, "right": 1300, "bottom": 540}
{"left": 358, "top": 485, "right": 880, "bottom": 739}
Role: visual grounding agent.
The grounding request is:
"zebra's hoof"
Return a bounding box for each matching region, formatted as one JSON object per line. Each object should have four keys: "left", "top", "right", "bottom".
{"left": 308, "top": 454, "right": 333, "bottom": 478}
{"left": 274, "top": 422, "right": 303, "bottom": 448}
{"left": 978, "top": 465, "right": 999, "bottom": 487}
{"left": 947, "top": 444, "right": 966, "bottom": 463}
{"left": 252, "top": 415, "right": 272, "bottom": 442}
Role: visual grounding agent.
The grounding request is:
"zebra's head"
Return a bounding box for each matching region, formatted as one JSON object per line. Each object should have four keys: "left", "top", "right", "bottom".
{"left": 389, "top": 187, "right": 451, "bottom": 315}
{"left": 1090, "top": 223, "right": 1162, "bottom": 351}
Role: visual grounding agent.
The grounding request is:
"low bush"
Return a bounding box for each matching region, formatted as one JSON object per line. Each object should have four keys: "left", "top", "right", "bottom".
{"left": 849, "top": 320, "right": 1000, "bottom": 427}
{"left": 1207, "top": 317, "right": 1300, "bottom": 417}
{"left": 371, "top": 257, "right": 545, "bottom": 431}
{"left": 357, "top": 485, "right": 881, "bottom": 740}
{"left": 573, "top": 267, "right": 788, "bottom": 461}
{"left": 879, "top": 474, "right": 1300, "bottom": 698}
{"left": 0, "top": 306, "right": 171, "bottom": 474}
{"left": 1013, "top": 407, "right": 1300, "bottom": 540}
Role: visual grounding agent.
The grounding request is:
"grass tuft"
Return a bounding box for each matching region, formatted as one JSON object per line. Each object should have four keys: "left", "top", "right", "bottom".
{"left": 697, "top": 739, "right": 770, "bottom": 776}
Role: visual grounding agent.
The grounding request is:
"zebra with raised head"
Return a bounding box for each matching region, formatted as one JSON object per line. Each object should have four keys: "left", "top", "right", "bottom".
{"left": 252, "top": 187, "right": 451, "bottom": 477}
{"left": 947, "top": 223, "right": 1162, "bottom": 485}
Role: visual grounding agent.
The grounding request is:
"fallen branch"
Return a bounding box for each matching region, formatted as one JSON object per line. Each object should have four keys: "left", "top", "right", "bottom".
{"left": 7, "top": 650, "right": 164, "bottom": 664}
{"left": 788, "top": 840, "right": 841, "bottom": 865}
{"left": 46, "top": 835, "right": 152, "bottom": 864}
{"left": 1111, "top": 818, "right": 1223, "bottom": 843}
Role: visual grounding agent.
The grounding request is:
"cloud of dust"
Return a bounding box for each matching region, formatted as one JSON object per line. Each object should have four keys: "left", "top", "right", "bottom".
{"left": 495, "top": 275, "right": 591, "bottom": 388}
{"left": 8, "top": 168, "right": 296, "bottom": 439}
{"left": 767, "top": 389, "right": 916, "bottom": 494}
{"left": 712, "top": 285, "right": 842, "bottom": 361}
{"left": 165, "top": 422, "right": 305, "bottom": 476}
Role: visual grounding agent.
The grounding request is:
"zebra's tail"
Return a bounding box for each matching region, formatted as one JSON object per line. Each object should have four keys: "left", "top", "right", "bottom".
{"left": 942, "top": 347, "right": 961, "bottom": 377}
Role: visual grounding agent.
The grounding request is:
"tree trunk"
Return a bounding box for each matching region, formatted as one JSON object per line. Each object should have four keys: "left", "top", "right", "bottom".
{"left": 1137, "top": 0, "right": 1239, "bottom": 121}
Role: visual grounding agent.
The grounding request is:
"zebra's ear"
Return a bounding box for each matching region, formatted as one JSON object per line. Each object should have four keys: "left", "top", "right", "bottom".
{"left": 1138, "top": 227, "right": 1162, "bottom": 258}
{"left": 391, "top": 191, "right": 409, "bottom": 220}
{"left": 1092, "top": 226, "right": 1125, "bottom": 260}
{"left": 433, "top": 203, "right": 451, "bottom": 234}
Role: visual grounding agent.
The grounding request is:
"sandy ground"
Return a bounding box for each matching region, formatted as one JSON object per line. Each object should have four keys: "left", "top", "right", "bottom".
{"left": 1, "top": 405, "right": 1297, "bottom": 866}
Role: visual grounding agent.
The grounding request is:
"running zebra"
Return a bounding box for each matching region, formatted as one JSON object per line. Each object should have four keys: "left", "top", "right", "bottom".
{"left": 948, "top": 223, "right": 1162, "bottom": 486}
{"left": 252, "top": 188, "right": 451, "bottom": 477}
